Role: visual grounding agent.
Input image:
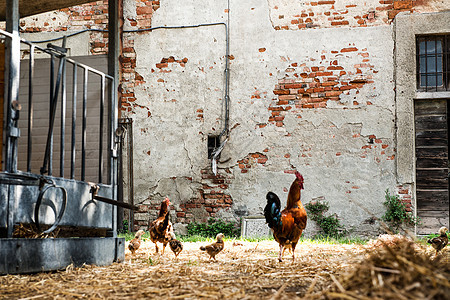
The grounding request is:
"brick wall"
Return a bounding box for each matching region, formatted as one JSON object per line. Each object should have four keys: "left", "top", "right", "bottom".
{"left": 133, "top": 169, "right": 234, "bottom": 231}
{"left": 19, "top": 0, "right": 109, "bottom": 54}
{"left": 269, "top": 0, "right": 432, "bottom": 30}
{"left": 396, "top": 184, "right": 413, "bottom": 212}
{"left": 270, "top": 47, "right": 375, "bottom": 125}
{"left": 120, "top": 1, "right": 160, "bottom": 114}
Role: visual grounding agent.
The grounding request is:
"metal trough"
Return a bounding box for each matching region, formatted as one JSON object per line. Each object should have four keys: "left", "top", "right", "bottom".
{"left": 0, "top": 14, "right": 124, "bottom": 274}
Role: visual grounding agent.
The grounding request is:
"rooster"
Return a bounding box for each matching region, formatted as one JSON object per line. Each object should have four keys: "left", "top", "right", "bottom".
{"left": 427, "top": 226, "right": 448, "bottom": 255}
{"left": 128, "top": 229, "right": 145, "bottom": 255}
{"left": 149, "top": 197, "right": 174, "bottom": 255}
{"left": 168, "top": 232, "right": 183, "bottom": 258}
{"left": 200, "top": 233, "right": 224, "bottom": 260}
{"left": 264, "top": 171, "right": 307, "bottom": 262}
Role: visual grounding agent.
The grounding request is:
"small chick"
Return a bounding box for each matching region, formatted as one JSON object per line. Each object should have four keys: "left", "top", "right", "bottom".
{"left": 427, "top": 226, "right": 448, "bottom": 255}
{"left": 200, "top": 233, "right": 224, "bottom": 260}
{"left": 128, "top": 230, "right": 145, "bottom": 255}
{"left": 168, "top": 232, "right": 183, "bottom": 258}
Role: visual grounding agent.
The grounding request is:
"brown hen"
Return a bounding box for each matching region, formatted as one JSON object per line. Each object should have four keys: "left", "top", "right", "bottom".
{"left": 427, "top": 226, "right": 448, "bottom": 255}
{"left": 128, "top": 230, "right": 145, "bottom": 255}
{"left": 168, "top": 232, "right": 183, "bottom": 258}
{"left": 200, "top": 233, "right": 224, "bottom": 260}
{"left": 149, "top": 197, "right": 174, "bottom": 255}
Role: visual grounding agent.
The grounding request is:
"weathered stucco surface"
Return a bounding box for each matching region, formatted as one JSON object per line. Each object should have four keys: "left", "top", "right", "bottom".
{"left": 12, "top": 0, "right": 450, "bottom": 237}
{"left": 128, "top": 0, "right": 397, "bottom": 236}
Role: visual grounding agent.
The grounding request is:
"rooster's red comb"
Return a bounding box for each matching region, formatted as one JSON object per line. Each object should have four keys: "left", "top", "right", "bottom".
{"left": 295, "top": 171, "right": 303, "bottom": 181}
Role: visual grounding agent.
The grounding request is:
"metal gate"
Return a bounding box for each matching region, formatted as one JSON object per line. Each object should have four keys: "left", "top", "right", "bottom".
{"left": 0, "top": 29, "right": 125, "bottom": 274}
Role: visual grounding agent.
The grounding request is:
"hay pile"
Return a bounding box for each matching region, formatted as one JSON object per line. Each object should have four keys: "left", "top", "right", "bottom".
{"left": 323, "top": 235, "right": 450, "bottom": 300}
{"left": 0, "top": 236, "right": 448, "bottom": 299}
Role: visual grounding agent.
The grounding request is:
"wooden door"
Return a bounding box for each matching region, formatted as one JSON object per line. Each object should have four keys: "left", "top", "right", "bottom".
{"left": 414, "top": 99, "right": 450, "bottom": 234}
{"left": 0, "top": 43, "right": 4, "bottom": 170}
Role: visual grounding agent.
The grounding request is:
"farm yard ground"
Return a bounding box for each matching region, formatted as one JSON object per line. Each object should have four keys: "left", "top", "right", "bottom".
{"left": 1, "top": 236, "right": 449, "bottom": 299}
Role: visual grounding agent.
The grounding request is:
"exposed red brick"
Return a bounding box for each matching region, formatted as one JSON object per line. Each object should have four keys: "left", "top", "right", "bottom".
{"left": 388, "top": 9, "right": 401, "bottom": 19}
{"left": 273, "top": 89, "right": 290, "bottom": 95}
{"left": 156, "top": 63, "right": 168, "bottom": 69}
{"left": 341, "top": 47, "right": 358, "bottom": 52}
{"left": 393, "top": 0, "right": 412, "bottom": 10}
{"left": 136, "top": 6, "right": 153, "bottom": 15}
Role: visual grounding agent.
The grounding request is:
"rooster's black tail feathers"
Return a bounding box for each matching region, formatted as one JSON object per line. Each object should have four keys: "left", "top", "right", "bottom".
{"left": 264, "top": 192, "right": 282, "bottom": 229}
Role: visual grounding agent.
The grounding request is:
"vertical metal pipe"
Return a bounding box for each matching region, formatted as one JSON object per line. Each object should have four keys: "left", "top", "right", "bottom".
{"left": 127, "top": 119, "right": 134, "bottom": 231}
{"left": 81, "top": 67, "right": 88, "bottom": 181}
{"left": 71, "top": 63, "right": 78, "bottom": 179}
{"left": 27, "top": 45, "right": 35, "bottom": 172}
{"left": 99, "top": 75, "right": 105, "bottom": 183}
{"left": 117, "top": 120, "right": 124, "bottom": 230}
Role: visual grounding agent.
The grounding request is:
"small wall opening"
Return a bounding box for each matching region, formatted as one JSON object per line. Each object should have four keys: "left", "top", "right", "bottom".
{"left": 207, "top": 135, "right": 220, "bottom": 159}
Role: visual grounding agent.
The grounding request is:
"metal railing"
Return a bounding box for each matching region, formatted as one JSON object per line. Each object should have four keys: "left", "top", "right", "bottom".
{"left": 1, "top": 29, "right": 116, "bottom": 185}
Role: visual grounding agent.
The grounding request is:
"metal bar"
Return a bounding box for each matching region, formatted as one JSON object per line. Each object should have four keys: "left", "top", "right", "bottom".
{"left": 40, "top": 52, "right": 66, "bottom": 176}
{"left": 93, "top": 195, "right": 139, "bottom": 210}
{"left": 49, "top": 54, "right": 55, "bottom": 175}
{"left": 27, "top": 45, "right": 35, "bottom": 172}
{"left": 81, "top": 67, "right": 88, "bottom": 181}
{"left": 5, "top": 0, "right": 21, "bottom": 238}
{"left": 71, "top": 63, "right": 78, "bottom": 179}
{"left": 60, "top": 37, "right": 67, "bottom": 177}
{"left": 99, "top": 75, "right": 105, "bottom": 183}
{"left": 435, "top": 39, "right": 438, "bottom": 92}
{"left": 416, "top": 37, "right": 420, "bottom": 90}
{"left": 446, "top": 35, "right": 448, "bottom": 91}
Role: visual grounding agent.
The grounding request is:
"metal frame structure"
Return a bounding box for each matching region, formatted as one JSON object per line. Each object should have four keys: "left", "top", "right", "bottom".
{"left": 0, "top": 0, "right": 126, "bottom": 274}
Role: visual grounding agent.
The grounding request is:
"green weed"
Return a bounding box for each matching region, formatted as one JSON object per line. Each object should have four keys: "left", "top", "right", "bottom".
{"left": 186, "top": 218, "right": 240, "bottom": 238}
{"left": 304, "top": 200, "right": 347, "bottom": 238}
{"left": 382, "top": 189, "right": 420, "bottom": 232}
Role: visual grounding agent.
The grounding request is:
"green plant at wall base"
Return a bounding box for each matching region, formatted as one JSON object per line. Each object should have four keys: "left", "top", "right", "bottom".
{"left": 382, "top": 189, "right": 420, "bottom": 232}
{"left": 186, "top": 218, "right": 240, "bottom": 238}
{"left": 118, "top": 219, "right": 129, "bottom": 234}
{"left": 304, "top": 200, "right": 347, "bottom": 238}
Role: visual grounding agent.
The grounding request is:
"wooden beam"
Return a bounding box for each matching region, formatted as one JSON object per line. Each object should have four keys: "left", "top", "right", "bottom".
{"left": 0, "top": 0, "right": 94, "bottom": 20}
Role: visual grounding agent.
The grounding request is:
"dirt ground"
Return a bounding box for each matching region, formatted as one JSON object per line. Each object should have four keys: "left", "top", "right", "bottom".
{"left": 0, "top": 239, "right": 367, "bottom": 299}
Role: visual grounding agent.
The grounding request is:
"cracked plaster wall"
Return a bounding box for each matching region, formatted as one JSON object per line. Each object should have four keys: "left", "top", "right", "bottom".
{"left": 128, "top": 0, "right": 399, "bottom": 236}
